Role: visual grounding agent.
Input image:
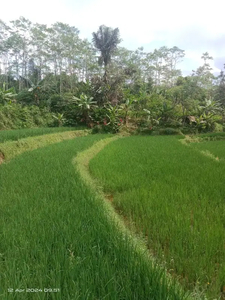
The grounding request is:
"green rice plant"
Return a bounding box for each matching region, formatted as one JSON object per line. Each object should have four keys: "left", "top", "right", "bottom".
{"left": 0, "top": 135, "right": 189, "bottom": 300}
{"left": 0, "top": 129, "right": 90, "bottom": 161}
{"left": 194, "top": 132, "right": 225, "bottom": 141}
{"left": 0, "top": 127, "right": 86, "bottom": 143}
{"left": 181, "top": 132, "right": 225, "bottom": 161}
{"left": 189, "top": 140, "right": 225, "bottom": 161}
{"left": 89, "top": 135, "right": 225, "bottom": 299}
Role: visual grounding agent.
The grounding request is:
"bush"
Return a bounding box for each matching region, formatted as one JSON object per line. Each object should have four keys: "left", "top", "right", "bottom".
{"left": 16, "top": 90, "right": 35, "bottom": 105}
{"left": 180, "top": 126, "right": 198, "bottom": 135}
{"left": 212, "top": 122, "right": 223, "bottom": 132}
{"left": 91, "top": 125, "right": 103, "bottom": 134}
{"left": 0, "top": 103, "right": 55, "bottom": 130}
{"left": 163, "top": 119, "right": 182, "bottom": 128}
{"left": 159, "top": 127, "right": 182, "bottom": 135}
{"left": 136, "top": 127, "right": 153, "bottom": 135}
{"left": 48, "top": 94, "right": 64, "bottom": 113}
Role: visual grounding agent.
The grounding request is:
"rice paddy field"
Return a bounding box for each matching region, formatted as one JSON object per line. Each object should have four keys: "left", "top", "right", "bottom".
{"left": 0, "top": 127, "right": 84, "bottom": 143}
{"left": 0, "top": 131, "right": 189, "bottom": 300}
{"left": 89, "top": 134, "right": 225, "bottom": 299}
{"left": 190, "top": 140, "right": 225, "bottom": 161}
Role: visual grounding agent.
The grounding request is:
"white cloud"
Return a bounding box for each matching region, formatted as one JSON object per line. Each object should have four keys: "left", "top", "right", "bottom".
{"left": 2, "top": 0, "right": 224, "bottom": 41}
{"left": 1, "top": 0, "right": 224, "bottom": 75}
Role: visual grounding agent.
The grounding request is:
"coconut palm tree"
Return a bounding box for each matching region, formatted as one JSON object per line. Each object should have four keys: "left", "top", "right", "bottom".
{"left": 92, "top": 25, "right": 120, "bottom": 82}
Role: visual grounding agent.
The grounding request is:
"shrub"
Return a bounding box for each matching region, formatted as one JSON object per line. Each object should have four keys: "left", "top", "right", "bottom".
{"left": 91, "top": 125, "right": 102, "bottom": 134}
{"left": 212, "top": 122, "right": 223, "bottom": 132}
{"left": 48, "top": 94, "right": 64, "bottom": 113}
{"left": 159, "top": 127, "right": 182, "bottom": 135}
{"left": 135, "top": 127, "right": 153, "bottom": 135}
{"left": 180, "top": 126, "right": 198, "bottom": 135}
{"left": 16, "top": 90, "right": 35, "bottom": 105}
{"left": 0, "top": 103, "right": 55, "bottom": 130}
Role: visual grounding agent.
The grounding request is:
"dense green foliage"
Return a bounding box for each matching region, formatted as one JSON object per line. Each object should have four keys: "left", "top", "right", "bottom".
{"left": 0, "top": 103, "right": 55, "bottom": 130}
{"left": 0, "top": 135, "right": 188, "bottom": 300}
{"left": 89, "top": 135, "right": 225, "bottom": 299}
{"left": 0, "top": 18, "right": 224, "bottom": 134}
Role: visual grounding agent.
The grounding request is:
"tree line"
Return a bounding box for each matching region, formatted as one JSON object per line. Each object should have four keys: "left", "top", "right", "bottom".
{"left": 0, "top": 17, "right": 225, "bottom": 133}
{"left": 0, "top": 17, "right": 193, "bottom": 90}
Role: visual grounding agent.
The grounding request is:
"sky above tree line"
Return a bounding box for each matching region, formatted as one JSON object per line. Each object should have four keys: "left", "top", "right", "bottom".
{"left": 2, "top": 0, "right": 224, "bottom": 76}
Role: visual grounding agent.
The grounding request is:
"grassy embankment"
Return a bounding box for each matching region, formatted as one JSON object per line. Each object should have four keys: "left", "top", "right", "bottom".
{"left": 0, "top": 127, "right": 86, "bottom": 143}
{"left": 89, "top": 135, "right": 225, "bottom": 299}
{"left": 182, "top": 132, "right": 225, "bottom": 161}
{"left": 0, "top": 133, "right": 188, "bottom": 300}
{"left": 0, "top": 129, "right": 90, "bottom": 162}
{"left": 185, "top": 133, "right": 225, "bottom": 162}
{"left": 188, "top": 140, "right": 225, "bottom": 162}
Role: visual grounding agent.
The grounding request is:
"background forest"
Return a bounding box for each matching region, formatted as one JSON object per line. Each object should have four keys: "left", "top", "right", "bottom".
{"left": 0, "top": 17, "right": 225, "bottom": 134}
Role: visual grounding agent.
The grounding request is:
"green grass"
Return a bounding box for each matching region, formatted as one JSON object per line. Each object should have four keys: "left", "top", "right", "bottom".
{"left": 195, "top": 132, "right": 225, "bottom": 140}
{"left": 185, "top": 132, "right": 225, "bottom": 142}
{"left": 89, "top": 135, "right": 225, "bottom": 299}
{"left": 0, "top": 127, "right": 86, "bottom": 143}
{"left": 0, "top": 135, "right": 188, "bottom": 300}
{"left": 183, "top": 131, "right": 225, "bottom": 161}
{"left": 0, "top": 129, "right": 90, "bottom": 161}
{"left": 189, "top": 140, "right": 225, "bottom": 161}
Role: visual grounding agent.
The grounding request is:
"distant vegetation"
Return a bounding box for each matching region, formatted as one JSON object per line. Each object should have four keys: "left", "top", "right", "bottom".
{"left": 0, "top": 18, "right": 224, "bottom": 134}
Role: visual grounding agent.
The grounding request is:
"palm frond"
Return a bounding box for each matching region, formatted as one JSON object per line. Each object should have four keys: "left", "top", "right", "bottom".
{"left": 92, "top": 25, "right": 120, "bottom": 68}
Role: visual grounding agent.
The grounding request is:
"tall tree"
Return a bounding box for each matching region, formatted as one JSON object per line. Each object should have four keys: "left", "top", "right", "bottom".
{"left": 164, "top": 46, "right": 185, "bottom": 87}
{"left": 192, "top": 52, "right": 215, "bottom": 98}
{"left": 8, "top": 17, "right": 32, "bottom": 90}
{"left": 215, "top": 64, "right": 225, "bottom": 107}
{"left": 92, "top": 25, "right": 121, "bottom": 82}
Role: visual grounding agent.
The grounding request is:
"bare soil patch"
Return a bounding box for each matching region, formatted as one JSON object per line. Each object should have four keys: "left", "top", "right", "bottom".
{"left": 0, "top": 152, "right": 4, "bottom": 164}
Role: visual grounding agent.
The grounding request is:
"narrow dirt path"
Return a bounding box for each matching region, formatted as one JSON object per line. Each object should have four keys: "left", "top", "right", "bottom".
{"left": 0, "top": 151, "right": 4, "bottom": 164}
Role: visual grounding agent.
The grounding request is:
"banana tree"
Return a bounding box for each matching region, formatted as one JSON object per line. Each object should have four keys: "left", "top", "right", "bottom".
{"left": 197, "top": 98, "right": 221, "bottom": 114}
{"left": 71, "top": 93, "right": 97, "bottom": 125}
{"left": 53, "top": 113, "right": 65, "bottom": 127}
{"left": 120, "top": 98, "right": 135, "bottom": 126}
{"left": 0, "top": 83, "right": 17, "bottom": 105}
{"left": 195, "top": 99, "right": 223, "bottom": 131}
{"left": 159, "top": 101, "right": 175, "bottom": 123}
{"left": 104, "top": 104, "right": 122, "bottom": 133}
{"left": 143, "top": 108, "right": 161, "bottom": 127}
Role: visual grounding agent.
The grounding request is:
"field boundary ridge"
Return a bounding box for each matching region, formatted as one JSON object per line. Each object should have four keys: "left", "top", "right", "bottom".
{"left": 0, "top": 129, "right": 90, "bottom": 163}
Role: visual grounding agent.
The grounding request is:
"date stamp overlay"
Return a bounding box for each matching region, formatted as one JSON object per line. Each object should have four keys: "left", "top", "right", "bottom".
{"left": 8, "top": 288, "right": 60, "bottom": 293}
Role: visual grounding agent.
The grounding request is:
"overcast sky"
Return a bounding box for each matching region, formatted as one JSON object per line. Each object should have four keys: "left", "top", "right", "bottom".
{"left": 1, "top": 0, "right": 225, "bottom": 76}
